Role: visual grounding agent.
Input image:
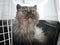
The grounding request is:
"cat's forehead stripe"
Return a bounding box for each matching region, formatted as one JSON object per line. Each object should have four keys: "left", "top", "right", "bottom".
{"left": 22, "top": 6, "right": 33, "bottom": 8}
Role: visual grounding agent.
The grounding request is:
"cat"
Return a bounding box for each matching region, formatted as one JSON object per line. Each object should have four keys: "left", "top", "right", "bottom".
{"left": 12, "top": 4, "right": 46, "bottom": 45}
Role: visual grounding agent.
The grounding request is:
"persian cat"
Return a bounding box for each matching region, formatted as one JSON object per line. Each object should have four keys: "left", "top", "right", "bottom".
{"left": 13, "top": 4, "right": 46, "bottom": 45}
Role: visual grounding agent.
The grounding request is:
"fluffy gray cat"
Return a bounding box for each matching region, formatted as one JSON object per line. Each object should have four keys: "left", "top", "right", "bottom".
{"left": 12, "top": 4, "right": 46, "bottom": 45}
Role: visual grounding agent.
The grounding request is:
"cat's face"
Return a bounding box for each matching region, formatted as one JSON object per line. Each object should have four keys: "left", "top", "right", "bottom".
{"left": 16, "top": 4, "right": 39, "bottom": 26}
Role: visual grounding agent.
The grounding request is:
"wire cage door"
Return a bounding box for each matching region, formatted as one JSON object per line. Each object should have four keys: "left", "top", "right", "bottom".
{"left": 0, "top": 19, "right": 13, "bottom": 45}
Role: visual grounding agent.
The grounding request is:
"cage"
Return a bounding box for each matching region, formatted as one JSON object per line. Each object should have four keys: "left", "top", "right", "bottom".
{"left": 0, "top": 0, "right": 60, "bottom": 45}
{"left": 0, "top": 19, "right": 13, "bottom": 45}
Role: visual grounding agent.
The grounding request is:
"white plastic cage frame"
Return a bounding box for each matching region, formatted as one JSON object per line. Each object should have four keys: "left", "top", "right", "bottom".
{"left": 0, "top": 19, "right": 13, "bottom": 45}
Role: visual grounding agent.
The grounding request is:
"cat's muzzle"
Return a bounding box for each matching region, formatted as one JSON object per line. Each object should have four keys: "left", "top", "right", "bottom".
{"left": 26, "top": 14, "right": 35, "bottom": 19}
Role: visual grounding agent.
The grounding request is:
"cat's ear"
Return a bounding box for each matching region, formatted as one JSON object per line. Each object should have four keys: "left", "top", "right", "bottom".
{"left": 34, "top": 5, "right": 37, "bottom": 9}
{"left": 16, "top": 4, "right": 21, "bottom": 11}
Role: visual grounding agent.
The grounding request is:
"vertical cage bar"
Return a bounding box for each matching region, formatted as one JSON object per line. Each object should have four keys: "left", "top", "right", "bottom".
{"left": 2, "top": 20, "right": 6, "bottom": 45}
{"left": 7, "top": 19, "right": 10, "bottom": 45}
{"left": 11, "top": 19, "right": 13, "bottom": 45}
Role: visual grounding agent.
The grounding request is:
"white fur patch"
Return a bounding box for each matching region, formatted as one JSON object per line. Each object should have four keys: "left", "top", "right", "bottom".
{"left": 34, "top": 27, "right": 46, "bottom": 43}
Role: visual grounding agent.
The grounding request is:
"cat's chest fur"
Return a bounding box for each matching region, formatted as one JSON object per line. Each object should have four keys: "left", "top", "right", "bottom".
{"left": 13, "top": 22, "right": 46, "bottom": 43}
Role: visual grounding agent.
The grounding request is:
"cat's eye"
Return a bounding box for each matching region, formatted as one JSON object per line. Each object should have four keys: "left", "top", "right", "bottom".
{"left": 22, "top": 10, "right": 27, "bottom": 14}
{"left": 32, "top": 10, "right": 35, "bottom": 13}
{"left": 24, "top": 10, "right": 27, "bottom": 11}
{"left": 31, "top": 9, "right": 35, "bottom": 11}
